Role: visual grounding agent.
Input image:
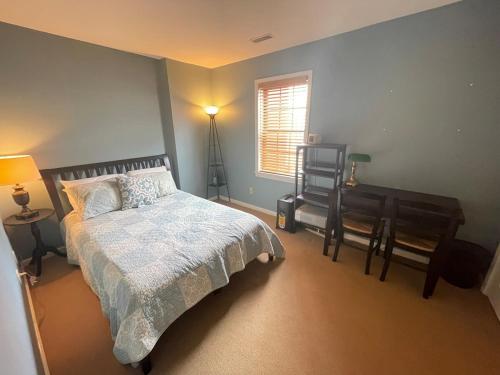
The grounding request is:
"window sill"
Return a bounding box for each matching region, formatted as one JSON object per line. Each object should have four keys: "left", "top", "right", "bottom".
{"left": 255, "top": 171, "right": 296, "bottom": 184}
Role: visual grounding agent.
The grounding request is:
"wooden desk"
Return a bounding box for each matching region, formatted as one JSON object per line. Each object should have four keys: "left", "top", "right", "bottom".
{"left": 345, "top": 184, "right": 464, "bottom": 224}
{"left": 324, "top": 184, "right": 465, "bottom": 297}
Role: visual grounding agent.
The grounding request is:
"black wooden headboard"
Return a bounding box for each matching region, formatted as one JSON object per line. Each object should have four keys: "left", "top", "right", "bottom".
{"left": 40, "top": 154, "right": 172, "bottom": 221}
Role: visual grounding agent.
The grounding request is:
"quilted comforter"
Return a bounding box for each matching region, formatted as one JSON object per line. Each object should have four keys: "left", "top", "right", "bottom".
{"left": 62, "top": 191, "right": 285, "bottom": 364}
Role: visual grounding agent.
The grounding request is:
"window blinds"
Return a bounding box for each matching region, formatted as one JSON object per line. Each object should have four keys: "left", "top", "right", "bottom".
{"left": 257, "top": 75, "right": 309, "bottom": 177}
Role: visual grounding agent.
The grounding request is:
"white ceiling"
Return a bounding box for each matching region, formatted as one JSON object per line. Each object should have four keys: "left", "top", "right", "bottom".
{"left": 0, "top": 0, "right": 459, "bottom": 68}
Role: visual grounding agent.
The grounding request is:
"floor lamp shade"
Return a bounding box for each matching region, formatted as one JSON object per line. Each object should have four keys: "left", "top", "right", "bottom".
{"left": 204, "top": 106, "right": 219, "bottom": 116}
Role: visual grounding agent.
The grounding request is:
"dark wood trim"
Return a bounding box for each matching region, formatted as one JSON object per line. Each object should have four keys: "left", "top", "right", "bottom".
{"left": 40, "top": 154, "right": 173, "bottom": 221}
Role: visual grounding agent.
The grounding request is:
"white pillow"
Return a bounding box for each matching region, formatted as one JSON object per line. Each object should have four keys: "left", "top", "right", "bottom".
{"left": 64, "top": 179, "right": 122, "bottom": 220}
{"left": 61, "top": 174, "right": 122, "bottom": 211}
{"left": 126, "top": 168, "right": 176, "bottom": 197}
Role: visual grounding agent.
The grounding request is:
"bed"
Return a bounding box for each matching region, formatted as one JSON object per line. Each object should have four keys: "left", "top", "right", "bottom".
{"left": 40, "top": 154, "right": 285, "bottom": 372}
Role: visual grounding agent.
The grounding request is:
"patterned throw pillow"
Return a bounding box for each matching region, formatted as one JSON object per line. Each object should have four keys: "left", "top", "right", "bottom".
{"left": 117, "top": 175, "right": 158, "bottom": 210}
{"left": 126, "top": 170, "right": 177, "bottom": 197}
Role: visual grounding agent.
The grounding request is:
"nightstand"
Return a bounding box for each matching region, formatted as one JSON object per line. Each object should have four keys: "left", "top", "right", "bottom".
{"left": 3, "top": 208, "right": 66, "bottom": 277}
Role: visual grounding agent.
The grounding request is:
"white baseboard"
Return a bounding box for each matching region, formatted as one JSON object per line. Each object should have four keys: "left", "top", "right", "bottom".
{"left": 209, "top": 195, "right": 276, "bottom": 216}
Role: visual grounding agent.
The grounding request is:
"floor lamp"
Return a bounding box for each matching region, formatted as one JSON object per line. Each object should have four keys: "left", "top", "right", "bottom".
{"left": 205, "top": 106, "right": 231, "bottom": 201}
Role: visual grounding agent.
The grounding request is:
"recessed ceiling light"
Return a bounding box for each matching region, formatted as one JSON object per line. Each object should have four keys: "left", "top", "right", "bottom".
{"left": 250, "top": 33, "right": 273, "bottom": 43}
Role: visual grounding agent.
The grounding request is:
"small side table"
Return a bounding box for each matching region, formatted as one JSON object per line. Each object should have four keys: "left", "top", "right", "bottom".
{"left": 3, "top": 208, "right": 66, "bottom": 277}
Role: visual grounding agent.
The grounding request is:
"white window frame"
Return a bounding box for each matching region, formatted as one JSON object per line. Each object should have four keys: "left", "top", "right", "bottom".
{"left": 254, "top": 70, "right": 312, "bottom": 183}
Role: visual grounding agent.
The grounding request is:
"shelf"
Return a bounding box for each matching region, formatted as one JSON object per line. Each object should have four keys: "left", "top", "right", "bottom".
{"left": 301, "top": 168, "right": 338, "bottom": 178}
{"left": 208, "top": 182, "right": 227, "bottom": 187}
{"left": 296, "top": 192, "right": 329, "bottom": 208}
{"left": 305, "top": 185, "right": 334, "bottom": 195}
{"left": 305, "top": 161, "right": 339, "bottom": 170}
{"left": 297, "top": 143, "right": 347, "bottom": 151}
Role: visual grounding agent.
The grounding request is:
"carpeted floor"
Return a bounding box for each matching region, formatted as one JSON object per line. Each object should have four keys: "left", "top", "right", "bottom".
{"left": 32, "top": 202, "right": 500, "bottom": 375}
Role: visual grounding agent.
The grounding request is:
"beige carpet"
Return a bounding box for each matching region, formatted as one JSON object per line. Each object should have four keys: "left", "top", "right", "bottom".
{"left": 32, "top": 202, "right": 500, "bottom": 375}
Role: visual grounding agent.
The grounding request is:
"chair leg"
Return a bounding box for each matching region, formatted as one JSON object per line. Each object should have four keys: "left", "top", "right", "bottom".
{"left": 332, "top": 229, "right": 344, "bottom": 262}
{"left": 323, "top": 234, "right": 330, "bottom": 256}
{"left": 380, "top": 240, "right": 394, "bottom": 281}
{"left": 332, "top": 230, "right": 343, "bottom": 262}
{"left": 375, "top": 221, "right": 385, "bottom": 257}
{"left": 375, "top": 234, "right": 383, "bottom": 256}
{"left": 423, "top": 251, "right": 444, "bottom": 299}
{"left": 365, "top": 238, "right": 376, "bottom": 275}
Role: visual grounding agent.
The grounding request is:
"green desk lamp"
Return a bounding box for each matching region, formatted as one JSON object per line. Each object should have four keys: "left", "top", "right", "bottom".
{"left": 345, "top": 153, "right": 371, "bottom": 187}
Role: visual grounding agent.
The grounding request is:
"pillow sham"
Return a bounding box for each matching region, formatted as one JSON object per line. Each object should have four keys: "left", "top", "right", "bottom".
{"left": 60, "top": 174, "right": 122, "bottom": 188}
{"left": 117, "top": 175, "right": 158, "bottom": 210}
{"left": 61, "top": 174, "right": 122, "bottom": 210}
{"left": 64, "top": 178, "right": 122, "bottom": 220}
{"left": 126, "top": 169, "right": 177, "bottom": 197}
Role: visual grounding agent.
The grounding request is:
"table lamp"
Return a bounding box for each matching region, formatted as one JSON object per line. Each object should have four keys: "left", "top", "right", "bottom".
{"left": 345, "top": 153, "right": 371, "bottom": 187}
{"left": 0, "top": 155, "right": 42, "bottom": 220}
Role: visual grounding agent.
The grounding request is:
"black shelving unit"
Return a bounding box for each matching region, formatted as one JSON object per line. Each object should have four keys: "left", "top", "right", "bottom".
{"left": 294, "top": 143, "right": 347, "bottom": 228}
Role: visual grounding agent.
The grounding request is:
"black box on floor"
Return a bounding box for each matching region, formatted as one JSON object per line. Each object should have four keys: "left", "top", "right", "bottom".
{"left": 276, "top": 194, "right": 295, "bottom": 233}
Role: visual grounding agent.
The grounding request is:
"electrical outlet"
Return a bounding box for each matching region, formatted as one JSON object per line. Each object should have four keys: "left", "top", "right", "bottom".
{"left": 249, "top": 187, "right": 254, "bottom": 195}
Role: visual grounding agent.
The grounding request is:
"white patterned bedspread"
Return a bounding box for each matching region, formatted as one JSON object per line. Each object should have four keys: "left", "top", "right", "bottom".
{"left": 61, "top": 191, "right": 285, "bottom": 364}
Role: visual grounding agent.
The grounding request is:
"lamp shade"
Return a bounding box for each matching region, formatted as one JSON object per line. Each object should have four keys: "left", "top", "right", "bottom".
{"left": 348, "top": 153, "right": 371, "bottom": 163}
{"left": 204, "top": 106, "right": 219, "bottom": 116}
{"left": 0, "top": 155, "right": 41, "bottom": 186}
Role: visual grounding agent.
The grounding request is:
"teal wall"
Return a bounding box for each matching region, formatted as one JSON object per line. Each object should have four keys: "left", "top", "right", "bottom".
{"left": 212, "top": 0, "right": 500, "bottom": 250}
{"left": 0, "top": 22, "right": 214, "bottom": 259}
{"left": 0, "top": 22, "right": 178, "bottom": 258}
{"left": 1, "top": 0, "right": 499, "bottom": 257}
{"left": 166, "top": 59, "right": 212, "bottom": 197}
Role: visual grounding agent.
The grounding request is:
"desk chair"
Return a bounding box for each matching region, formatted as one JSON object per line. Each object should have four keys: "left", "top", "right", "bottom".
{"left": 380, "top": 198, "right": 458, "bottom": 298}
{"left": 331, "top": 188, "right": 386, "bottom": 275}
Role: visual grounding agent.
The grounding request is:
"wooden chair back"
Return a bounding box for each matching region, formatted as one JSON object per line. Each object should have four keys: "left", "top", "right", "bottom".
{"left": 338, "top": 187, "right": 386, "bottom": 236}
{"left": 390, "top": 198, "right": 458, "bottom": 242}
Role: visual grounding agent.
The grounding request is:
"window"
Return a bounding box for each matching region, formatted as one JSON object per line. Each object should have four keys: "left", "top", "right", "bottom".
{"left": 256, "top": 71, "right": 312, "bottom": 181}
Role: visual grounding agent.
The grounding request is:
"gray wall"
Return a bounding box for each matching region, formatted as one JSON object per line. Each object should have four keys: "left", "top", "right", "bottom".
{"left": 0, "top": 22, "right": 170, "bottom": 258}
{"left": 212, "top": 0, "right": 500, "bottom": 250}
{"left": 166, "top": 59, "right": 212, "bottom": 197}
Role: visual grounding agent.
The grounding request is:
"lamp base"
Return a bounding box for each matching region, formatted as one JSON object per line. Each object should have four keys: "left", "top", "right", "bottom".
{"left": 345, "top": 161, "right": 359, "bottom": 187}
{"left": 12, "top": 184, "right": 39, "bottom": 220}
{"left": 345, "top": 176, "right": 359, "bottom": 187}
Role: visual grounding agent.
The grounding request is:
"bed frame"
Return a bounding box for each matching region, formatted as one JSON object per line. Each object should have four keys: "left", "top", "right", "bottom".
{"left": 40, "top": 154, "right": 174, "bottom": 373}
{"left": 40, "top": 154, "right": 173, "bottom": 222}
{"left": 39, "top": 153, "right": 274, "bottom": 374}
